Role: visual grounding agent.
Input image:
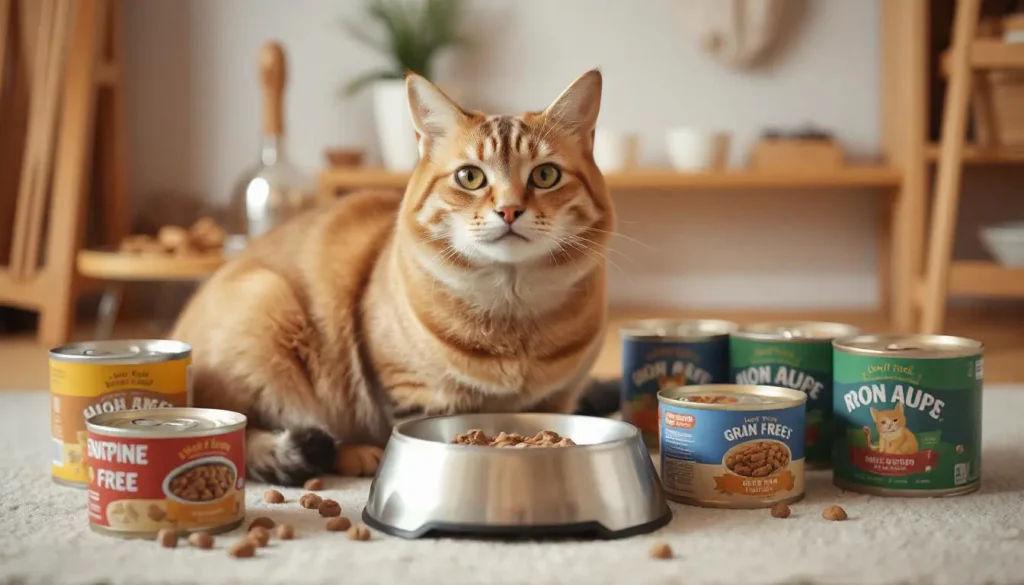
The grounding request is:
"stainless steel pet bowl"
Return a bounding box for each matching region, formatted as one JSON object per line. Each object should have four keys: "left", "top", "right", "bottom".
{"left": 362, "top": 413, "right": 672, "bottom": 539}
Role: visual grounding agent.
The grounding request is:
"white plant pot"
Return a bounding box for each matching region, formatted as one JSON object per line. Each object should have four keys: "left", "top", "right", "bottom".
{"left": 666, "top": 128, "right": 730, "bottom": 172}
{"left": 372, "top": 80, "right": 420, "bottom": 172}
{"left": 593, "top": 129, "right": 639, "bottom": 173}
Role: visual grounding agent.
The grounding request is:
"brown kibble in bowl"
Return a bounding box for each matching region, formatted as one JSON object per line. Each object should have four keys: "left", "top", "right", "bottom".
{"left": 263, "top": 489, "right": 285, "bottom": 504}
{"left": 770, "top": 502, "right": 791, "bottom": 518}
{"left": 156, "top": 528, "right": 178, "bottom": 548}
{"left": 822, "top": 505, "right": 848, "bottom": 521}
{"left": 347, "top": 524, "right": 371, "bottom": 541}
{"left": 188, "top": 532, "right": 214, "bottom": 549}
{"left": 649, "top": 542, "right": 673, "bottom": 559}
{"left": 248, "top": 526, "right": 270, "bottom": 547}
{"left": 299, "top": 493, "right": 323, "bottom": 509}
{"left": 248, "top": 516, "right": 275, "bottom": 530}
{"left": 276, "top": 524, "right": 295, "bottom": 540}
{"left": 318, "top": 499, "right": 342, "bottom": 517}
{"left": 303, "top": 477, "right": 324, "bottom": 490}
{"left": 147, "top": 504, "right": 166, "bottom": 521}
{"left": 229, "top": 539, "right": 256, "bottom": 558}
{"left": 326, "top": 517, "right": 352, "bottom": 532}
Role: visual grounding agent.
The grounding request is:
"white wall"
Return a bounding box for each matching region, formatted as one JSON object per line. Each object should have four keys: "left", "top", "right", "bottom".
{"left": 125, "top": 0, "right": 888, "bottom": 309}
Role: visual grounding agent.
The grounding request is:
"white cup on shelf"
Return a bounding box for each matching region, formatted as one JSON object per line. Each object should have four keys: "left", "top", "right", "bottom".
{"left": 593, "top": 129, "right": 639, "bottom": 173}
{"left": 666, "top": 128, "right": 730, "bottom": 172}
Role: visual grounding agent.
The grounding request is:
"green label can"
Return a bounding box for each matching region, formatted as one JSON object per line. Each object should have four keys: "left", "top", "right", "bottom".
{"left": 832, "top": 334, "right": 983, "bottom": 496}
{"left": 730, "top": 322, "right": 859, "bottom": 468}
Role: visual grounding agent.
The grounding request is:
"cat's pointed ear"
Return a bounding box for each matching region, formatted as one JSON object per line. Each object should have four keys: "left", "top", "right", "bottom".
{"left": 406, "top": 73, "right": 467, "bottom": 156}
{"left": 869, "top": 407, "right": 879, "bottom": 421}
{"left": 542, "top": 69, "right": 602, "bottom": 146}
{"left": 895, "top": 402, "right": 904, "bottom": 414}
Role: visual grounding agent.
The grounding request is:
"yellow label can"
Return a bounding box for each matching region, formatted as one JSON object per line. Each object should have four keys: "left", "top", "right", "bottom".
{"left": 49, "top": 340, "right": 192, "bottom": 487}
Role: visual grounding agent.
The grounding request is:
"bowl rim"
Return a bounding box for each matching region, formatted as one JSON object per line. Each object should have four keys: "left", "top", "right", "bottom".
{"left": 390, "top": 412, "right": 642, "bottom": 453}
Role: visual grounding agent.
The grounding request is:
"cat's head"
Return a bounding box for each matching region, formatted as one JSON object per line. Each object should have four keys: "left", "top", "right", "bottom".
{"left": 397, "top": 70, "right": 613, "bottom": 267}
{"left": 870, "top": 402, "right": 906, "bottom": 434}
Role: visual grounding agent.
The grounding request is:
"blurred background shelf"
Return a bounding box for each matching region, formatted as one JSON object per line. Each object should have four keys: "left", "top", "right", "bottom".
{"left": 924, "top": 143, "right": 1024, "bottom": 162}
{"left": 946, "top": 260, "right": 1024, "bottom": 297}
{"left": 318, "top": 165, "right": 902, "bottom": 195}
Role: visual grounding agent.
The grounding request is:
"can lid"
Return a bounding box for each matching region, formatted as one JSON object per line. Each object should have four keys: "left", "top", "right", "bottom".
{"left": 734, "top": 321, "right": 860, "bottom": 341}
{"left": 86, "top": 407, "right": 246, "bottom": 438}
{"left": 50, "top": 339, "right": 191, "bottom": 363}
{"left": 658, "top": 384, "right": 806, "bottom": 411}
{"left": 833, "top": 334, "right": 983, "bottom": 359}
{"left": 620, "top": 319, "right": 737, "bottom": 340}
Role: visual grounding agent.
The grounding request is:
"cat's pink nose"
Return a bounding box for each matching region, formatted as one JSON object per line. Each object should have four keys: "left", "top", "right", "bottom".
{"left": 495, "top": 205, "right": 525, "bottom": 224}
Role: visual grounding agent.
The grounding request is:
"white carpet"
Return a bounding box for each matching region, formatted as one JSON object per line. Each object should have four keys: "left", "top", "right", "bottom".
{"left": 2, "top": 389, "right": 1024, "bottom": 585}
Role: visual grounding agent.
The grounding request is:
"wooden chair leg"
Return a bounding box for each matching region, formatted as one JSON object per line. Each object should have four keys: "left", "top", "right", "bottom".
{"left": 920, "top": 0, "right": 980, "bottom": 335}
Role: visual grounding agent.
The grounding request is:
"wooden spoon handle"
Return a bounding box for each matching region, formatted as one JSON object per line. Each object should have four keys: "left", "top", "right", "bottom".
{"left": 259, "top": 41, "right": 286, "bottom": 136}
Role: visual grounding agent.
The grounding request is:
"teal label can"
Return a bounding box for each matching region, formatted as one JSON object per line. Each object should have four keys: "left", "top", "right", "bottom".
{"left": 730, "top": 322, "right": 859, "bottom": 468}
{"left": 832, "top": 334, "right": 983, "bottom": 496}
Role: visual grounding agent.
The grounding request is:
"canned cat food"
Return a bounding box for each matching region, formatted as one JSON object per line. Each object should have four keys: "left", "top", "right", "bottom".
{"left": 621, "top": 319, "right": 736, "bottom": 447}
{"left": 50, "top": 340, "right": 192, "bottom": 488}
{"left": 730, "top": 321, "right": 859, "bottom": 468}
{"left": 85, "top": 408, "right": 246, "bottom": 538}
{"left": 832, "top": 334, "right": 982, "bottom": 497}
{"left": 658, "top": 384, "right": 806, "bottom": 508}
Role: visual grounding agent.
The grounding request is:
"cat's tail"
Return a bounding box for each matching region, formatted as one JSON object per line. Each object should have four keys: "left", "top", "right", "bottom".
{"left": 574, "top": 378, "right": 622, "bottom": 417}
{"left": 245, "top": 427, "right": 338, "bottom": 486}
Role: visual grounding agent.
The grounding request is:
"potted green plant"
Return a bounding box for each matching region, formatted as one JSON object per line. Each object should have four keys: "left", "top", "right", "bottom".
{"left": 343, "top": 0, "right": 468, "bottom": 171}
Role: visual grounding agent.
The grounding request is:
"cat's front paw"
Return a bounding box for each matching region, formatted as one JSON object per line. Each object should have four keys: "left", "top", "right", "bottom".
{"left": 336, "top": 444, "right": 384, "bottom": 477}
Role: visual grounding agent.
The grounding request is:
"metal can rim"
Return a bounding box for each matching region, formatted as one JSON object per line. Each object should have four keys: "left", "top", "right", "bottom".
{"left": 657, "top": 384, "right": 807, "bottom": 411}
{"left": 832, "top": 334, "right": 983, "bottom": 359}
{"left": 49, "top": 339, "right": 192, "bottom": 364}
{"left": 86, "top": 407, "right": 246, "bottom": 438}
{"left": 732, "top": 321, "right": 861, "bottom": 342}
{"left": 620, "top": 319, "right": 738, "bottom": 341}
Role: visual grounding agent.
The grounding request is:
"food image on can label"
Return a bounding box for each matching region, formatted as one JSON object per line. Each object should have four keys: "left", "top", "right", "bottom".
{"left": 730, "top": 322, "right": 858, "bottom": 467}
{"left": 832, "top": 335, "right": 983, "bottom": 495}
{"left": 658, "top": 385, "right": 806, "bottom": 508}
{"left": 50, "top": 340, "right": 192, "bottom": 487}
{"left": 86, "top": 408, "right": 246, "bottom": 536}
{"left": 621, "top": 320, "right": 735, "bottom": 447}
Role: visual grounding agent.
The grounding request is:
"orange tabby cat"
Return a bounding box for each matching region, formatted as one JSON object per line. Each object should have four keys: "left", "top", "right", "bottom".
{"left": 170, "top": 70, "right": 614, "bottom": 485}
{"left": 864, "top": 402, "right": 919, "bottom": 455}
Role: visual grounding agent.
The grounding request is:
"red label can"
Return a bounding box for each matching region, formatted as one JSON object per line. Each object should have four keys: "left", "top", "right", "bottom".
{"left": 85, "top": 407, "right": 247, "bottom": 537}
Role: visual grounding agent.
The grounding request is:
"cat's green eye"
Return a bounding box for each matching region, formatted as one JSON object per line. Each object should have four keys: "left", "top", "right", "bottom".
{"left": 454, "top": 166, "right": 487, "bottom": 190}
{"left": 529, "top": 164, "right": 561, "bottom": 189}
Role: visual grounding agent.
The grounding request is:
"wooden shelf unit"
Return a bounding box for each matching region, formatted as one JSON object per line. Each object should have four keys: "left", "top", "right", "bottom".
{"left": 924, "top": 143, "right": 1024, "bottom": 162}
{"left": 946, "top": 260, "right": 1024, "bottom": 298}
{"left": 318, "top": 165, "right": 902, "bottom": 194}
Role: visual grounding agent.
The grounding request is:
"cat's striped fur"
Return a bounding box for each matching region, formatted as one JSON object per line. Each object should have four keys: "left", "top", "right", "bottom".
{"left": 170, "top": 70, "right": 613, "bottom": 485}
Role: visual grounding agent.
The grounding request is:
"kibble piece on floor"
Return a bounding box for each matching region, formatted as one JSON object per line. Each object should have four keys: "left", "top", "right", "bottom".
{"left": 347, "top": 524, "right": 371, "bottom": 541}
{"left": 326, "top": 517, "right": 352, "bottom": 532}
{"left": 276, "top": 523, "right": 296, "bottom": 540}
{"left": 248, "top": 526, "right": 270, "bottom": 547}
{"left": 304, "top": 477, "right": 324, "bottom": 490}
{"left": 649, "top": 542, "right": 673, "bottom": 559}
{"left": 229, "top": 540, "right": 256, "bottom": 558}
{"left": 248, "top": 516, "right": 275, "bottom": 530}
{"left": 188, "top": 532, "right": 214, "bottom": 549}
{"left": 156, "top": 528, "right": 178, "bottom": 548}
{"left": 770, "top": 502, "right": 791, "bottom": 518}
{"left": 318, "top": 499, "right": 342, "bottom": 517}
{"left": 263, "top": 489, "right": 285, "bottom": 504}
{"left": 822, "top": 505, "right": 848, "bottom": 521}
{"left": 300, "top": 493, "right": 323, "bottom": 509}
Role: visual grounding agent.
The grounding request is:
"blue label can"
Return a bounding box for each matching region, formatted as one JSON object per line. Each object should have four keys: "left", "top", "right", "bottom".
{"left": 620, "top": 319, "right": 735, "bottom": 447}
{"left": 658, "top": 384, "right": 807, "bottom": 508}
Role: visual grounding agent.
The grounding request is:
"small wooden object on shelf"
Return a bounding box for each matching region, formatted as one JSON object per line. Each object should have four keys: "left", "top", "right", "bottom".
{"left": 324, "top": 147, "right": 364, "bottom": 168}
{"left": 749, "top": 139, "right": 844, "bottom": 171}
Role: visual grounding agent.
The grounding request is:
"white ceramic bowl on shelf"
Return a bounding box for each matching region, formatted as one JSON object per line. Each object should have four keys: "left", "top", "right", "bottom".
{"left": 980, "top": 222, "right": 1024, "bottom": 266}
{"left": 666, "top": 128, "right": 730, "bottom": 172}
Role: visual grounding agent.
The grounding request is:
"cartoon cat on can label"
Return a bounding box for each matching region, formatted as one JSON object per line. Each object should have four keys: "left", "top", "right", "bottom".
{"left": 862, "top": 402, "right": 919, "bottom": 454}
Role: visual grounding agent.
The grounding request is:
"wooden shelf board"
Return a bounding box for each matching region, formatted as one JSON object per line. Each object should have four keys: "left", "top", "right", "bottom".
{"left": 318, "top": 165, "right": 901, "bottom": 193}
{"left": 947, "top": 260, "right": 1024, "bottom": 297}
{"left": 940, "top": 39, "right": 1024, "bottom": 72}
{"left": 925, "top": 143, "right": 1024, "bottom": 163}
{"left": 76, "top": 249, "right": 224, "bottom": 281}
